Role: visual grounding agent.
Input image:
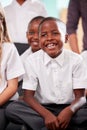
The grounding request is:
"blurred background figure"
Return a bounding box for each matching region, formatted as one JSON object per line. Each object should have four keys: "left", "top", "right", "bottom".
{"left": 66, "top": 0, "right": 87, "bottom": 54}
{"left": 4, "top": 0, "right": 48, "bottom": 55}
{"left": 1, "top": 0, "right": 72, "bottom": 51}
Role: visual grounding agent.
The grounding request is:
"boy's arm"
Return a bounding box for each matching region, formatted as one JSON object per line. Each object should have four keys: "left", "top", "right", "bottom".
{"left": 23, "top": 89, "right": 60, "bottom": 130}
{"left": 57, "top": 89, "right": 86, "bottom": 129}
{"left": 70, "top": 89, "right": 86, "bottom": 112}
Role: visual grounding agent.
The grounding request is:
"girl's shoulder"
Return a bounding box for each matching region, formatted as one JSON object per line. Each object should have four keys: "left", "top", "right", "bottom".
{"left": 2, "top": 42, "right": 16, "bottom": 51}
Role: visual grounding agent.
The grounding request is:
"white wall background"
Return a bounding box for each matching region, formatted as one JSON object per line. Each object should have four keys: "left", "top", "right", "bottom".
{"left": 0, "top": 0, "right": 12, "bottom": 7}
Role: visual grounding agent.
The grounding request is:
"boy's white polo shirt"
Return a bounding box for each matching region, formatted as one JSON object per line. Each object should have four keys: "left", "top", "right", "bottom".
{"left": 81, "top": 51, "right": 87, "bottom": 66}
{"left": 21, "top": 47, "right": 32, "bottom": 63}
{"left": 0, "top": 43, "right": 25, "bottom": 100}
{"left": 23, "top": 49, "right": 87, "bottom": 104}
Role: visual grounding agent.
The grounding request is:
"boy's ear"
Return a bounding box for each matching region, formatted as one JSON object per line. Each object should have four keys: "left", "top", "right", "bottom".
{"left": 26, "top": 32, "right": 28, "bottom": 38}
{"left": 65, "top": 34, "right": 68, "bottom": 43}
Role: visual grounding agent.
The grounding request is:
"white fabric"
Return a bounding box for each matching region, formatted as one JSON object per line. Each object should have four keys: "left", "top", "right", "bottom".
{"left": 80, "top": 51, "right": 87, "bottom": 89}
{"left": 70, "top": 96, "right": 86, "bottom": 112}
{"left": 57, "top": 21, "right": 66, "bottom": 43}
{"left": 23, "top": 49, "right": 87, "bottom": 104}
{"left": 4, "top": 0, "right": 48, "bottom": 43}
{"left": 81, "top": 51, "right": 87, "bottom": 66}
{"left": 19, "top": 47, "right": 32, "bottom": 81}
{"left": 21, "top": 47, "right": 33, "bottom": 64}
{"left": 0, "top": 43, "right": 25, "bottom": 100}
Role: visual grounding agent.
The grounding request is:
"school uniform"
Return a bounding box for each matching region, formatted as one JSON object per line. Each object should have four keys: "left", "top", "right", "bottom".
{"left": 21, "top": 47, "right": 33, "bottom": 63}
{"left": 81, "top": 51, "right": 87, "bottom": 66}
{"left": 18, "top": 47, "right": 33, "bottom": 96}
{"left": 0, "top": 43, "right": 25, "bottom": 129}
{"left": 6, "top": 49, "right": 87, "bottom": 130}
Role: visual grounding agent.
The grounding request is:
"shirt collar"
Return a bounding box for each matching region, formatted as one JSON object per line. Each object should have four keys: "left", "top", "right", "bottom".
{"left": 44, "top": 50, "right": 64, "bottom": 67}
{"left": 12, "top": 0, "right": 31, "bottom": 6}
{"left": 29, "top": 47, "right": 33, "bottom": 54}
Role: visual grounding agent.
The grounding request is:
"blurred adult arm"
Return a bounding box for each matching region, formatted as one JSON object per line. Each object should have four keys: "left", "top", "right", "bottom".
{"left": 66, "top": 0, "right": 81, "bottom": 53}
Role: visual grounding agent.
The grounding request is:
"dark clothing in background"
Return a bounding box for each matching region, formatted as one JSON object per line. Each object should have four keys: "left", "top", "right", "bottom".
{"left": 66, "top": 0, "right": 87, "bottom": 50}
{"left": 14, "top": 43, "right": 29, "bottom": 96}
{"left": 14, "top": 43, "right": 29, "bottom": 55}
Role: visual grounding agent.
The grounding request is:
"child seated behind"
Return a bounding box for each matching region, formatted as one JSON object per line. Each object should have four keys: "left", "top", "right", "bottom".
{"left": 6, "top": 17, "right": 87, "bottom": 130}
{"left": 21, "top": 16, "right": 45, "bottom": 62}
{"left": 18, "top": 16, "right": 44, "bottom": 97}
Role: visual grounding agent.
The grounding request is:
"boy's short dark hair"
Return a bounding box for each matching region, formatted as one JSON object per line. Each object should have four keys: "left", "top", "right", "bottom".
{"left": 27, "top": 16, "right": 45, "bottom": 32}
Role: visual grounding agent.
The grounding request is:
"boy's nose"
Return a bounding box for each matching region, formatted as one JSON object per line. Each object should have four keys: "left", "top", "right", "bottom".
{"left": 34, "top": 33, "right": 38, "bottom": 39}
{"left": 47, "top": 33, "right": 52, "bottom": 40}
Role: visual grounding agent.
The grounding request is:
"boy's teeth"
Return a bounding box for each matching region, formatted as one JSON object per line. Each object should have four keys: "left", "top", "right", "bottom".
{"left": 33, "top": 42, "right": 38, "bottom": 45}
{"left": 47, "top": 43, "right": 55, "bottom": 48}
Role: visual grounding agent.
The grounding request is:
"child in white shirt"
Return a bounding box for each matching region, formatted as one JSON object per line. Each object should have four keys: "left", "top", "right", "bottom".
{"left": 0, "top": 4, "right": 25, "bottom": 130}
{"left": 18, "top": 16, "right": 44, "bottom": 97}
{"left": 6, "top": 17, "right": 87, "bottom": 130}
{"left": 21, "top": 16, "right": 45, "bottom": 62}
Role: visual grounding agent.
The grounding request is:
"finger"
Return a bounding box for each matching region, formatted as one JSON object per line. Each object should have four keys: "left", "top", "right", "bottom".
{"left": 46, "top": 123, "right": 53, "bottom": 130}
{"left": 60, "top": 121, "right": 67, "bottom": 129}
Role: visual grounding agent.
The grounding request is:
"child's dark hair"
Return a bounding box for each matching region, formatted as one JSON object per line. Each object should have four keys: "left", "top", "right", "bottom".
{"left": 27, "top": 16, "right": 45, "bottom": 32}
{"left": 29, "top": 16, "right": 45, "bottom": 24}
{"left": 38, "top": 16, "right": 67, "bottom": 41}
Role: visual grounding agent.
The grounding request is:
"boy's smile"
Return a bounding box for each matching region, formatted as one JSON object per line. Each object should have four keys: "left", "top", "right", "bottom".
{"left": 39, "top": 20, "right": 64, "bottom": 58}
{"left": 27, "top": 20, "right": 41, "bottom": 52}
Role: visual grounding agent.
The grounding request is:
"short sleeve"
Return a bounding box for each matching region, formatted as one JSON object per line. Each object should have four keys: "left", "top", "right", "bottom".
{"left": 73, "top": 57, "right": 87, "bottom": 89}
{"left": 6, "top": 44, "right": 25, "bottom": 80}
{"left": 22, "top": 57, "right": 38, "bottom": 90}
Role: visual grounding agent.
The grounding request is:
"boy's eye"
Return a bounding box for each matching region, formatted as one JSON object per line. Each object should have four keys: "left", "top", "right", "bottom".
{"left": 40, "top": 33, "right": 47, "bottom": 37}
{"left": 52, "top": 32, "right": 60, "bottom": 35}
{"left": 28, "top": 32, "right": 35, "bottom": 35}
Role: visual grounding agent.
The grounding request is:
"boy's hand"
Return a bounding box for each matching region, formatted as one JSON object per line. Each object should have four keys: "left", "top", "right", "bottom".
{"left": 45, "top": 112, "right": 60, "bottom": 130}
{"left": 57, "top": 106, "right": 73, "bottom": 129}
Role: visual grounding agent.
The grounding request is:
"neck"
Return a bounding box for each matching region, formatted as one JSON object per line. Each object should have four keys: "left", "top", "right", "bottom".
{"left": 16, "top": 0, "right": 26, "bottom": 5}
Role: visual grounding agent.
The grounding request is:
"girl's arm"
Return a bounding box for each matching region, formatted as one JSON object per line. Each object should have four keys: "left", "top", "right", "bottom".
{"left": 0, "top": 78, "right": 18, "bottom": 106}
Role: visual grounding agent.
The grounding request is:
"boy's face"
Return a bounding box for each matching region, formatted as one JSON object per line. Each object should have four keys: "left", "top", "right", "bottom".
{"left": 39, "top": 20, "right": 64, "bottom": 58}
{"left": 26, "top": 20, "right": 41, "bottom": 52}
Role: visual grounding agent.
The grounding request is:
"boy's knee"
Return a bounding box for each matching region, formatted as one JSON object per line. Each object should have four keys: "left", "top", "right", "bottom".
{"left": 5, "top": 102, "right": 16, "bottom": 117}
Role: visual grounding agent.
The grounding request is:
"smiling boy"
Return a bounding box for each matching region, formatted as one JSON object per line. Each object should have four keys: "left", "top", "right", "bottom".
{"left": 6, "top": 17, "right": 87, "bottom": 130}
